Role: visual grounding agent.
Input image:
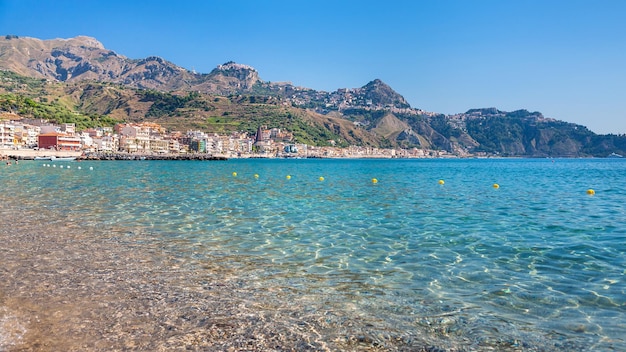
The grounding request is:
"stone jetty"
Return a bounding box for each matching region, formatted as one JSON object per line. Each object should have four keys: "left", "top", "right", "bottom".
{"left": 1, "top": 149, "right": 227, "bottom": 161}
{"left": 80, "top": 152, "right": 228, "bottom": 161}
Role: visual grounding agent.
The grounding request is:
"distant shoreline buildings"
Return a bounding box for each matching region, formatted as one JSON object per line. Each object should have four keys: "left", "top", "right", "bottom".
{"left": 0, "top": 116, "right": 452, "bottom": 159}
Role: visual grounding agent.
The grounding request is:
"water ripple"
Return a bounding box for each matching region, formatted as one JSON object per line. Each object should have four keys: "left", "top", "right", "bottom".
{"left": 2, "top": 158, "right": 625, "bottom": 350}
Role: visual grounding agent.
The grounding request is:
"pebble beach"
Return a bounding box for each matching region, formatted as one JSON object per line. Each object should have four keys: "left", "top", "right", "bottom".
{"left": 0, "top": 208, "right": 435, "bottom": 351}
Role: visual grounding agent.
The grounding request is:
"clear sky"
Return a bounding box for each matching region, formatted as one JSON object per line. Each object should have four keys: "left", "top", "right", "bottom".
{"left": 1, "top": 0, "right": 624, "bottom": 134}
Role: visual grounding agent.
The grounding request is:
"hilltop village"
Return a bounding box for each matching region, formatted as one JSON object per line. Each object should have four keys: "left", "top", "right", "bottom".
{"left": 0, "top": 115, "right": 452, "bottom": 160}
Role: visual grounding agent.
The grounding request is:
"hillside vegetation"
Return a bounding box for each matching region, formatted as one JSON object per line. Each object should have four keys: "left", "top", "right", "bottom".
{"left": 1, "top": 35, "right": 626, "bottom": 157}
{"left": 0, "top": 71, "right": 380, "bottom": 147}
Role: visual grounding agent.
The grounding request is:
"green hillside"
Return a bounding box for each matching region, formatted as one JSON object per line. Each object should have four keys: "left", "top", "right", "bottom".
{"left": 2, "top": 70, "right": 626, "bottom": 157}
{"left": 0, "top": 71, "right": 379, "bottom": 147}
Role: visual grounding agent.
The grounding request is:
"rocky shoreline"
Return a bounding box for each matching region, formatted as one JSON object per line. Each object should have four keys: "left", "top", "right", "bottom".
{"left": 79, "top": 152, "right": 228, "bottom": 161}
{"left": 1, "top": 150, "right": 228, "bottom": 161}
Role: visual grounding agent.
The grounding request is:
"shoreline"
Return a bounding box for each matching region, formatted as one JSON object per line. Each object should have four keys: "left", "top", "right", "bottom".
{"left": 0, "top": 149, "right": 82, "bottom": 159}
{"left": 0, "top": 149, "right": 229, "bottom": 161}
{"left": 80, "top": 152, "right": 228, "bottom": 161}
{"left": 4, "top": 148, "right": 618, "bottom": 161}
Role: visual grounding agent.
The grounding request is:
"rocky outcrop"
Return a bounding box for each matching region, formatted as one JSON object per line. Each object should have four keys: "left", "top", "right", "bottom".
{"left": 0, "top": 36, "right": 257, "bottom": 94}
{"left": 358, "top": 79, "right": 410, "bottom": 109}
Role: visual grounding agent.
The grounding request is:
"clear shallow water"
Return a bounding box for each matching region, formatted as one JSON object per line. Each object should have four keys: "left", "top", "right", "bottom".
{"left": 2, "top": 158, "right": 625, "bottom": 350}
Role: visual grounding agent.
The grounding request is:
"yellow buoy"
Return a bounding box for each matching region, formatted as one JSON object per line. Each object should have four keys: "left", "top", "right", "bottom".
{"left": 372, "top": 178, "right": 378, "bottom": 184}
{"left": 286, "top": 175, "right": 291, "bottom": 180}
{"left": 438, "top": 179, "right": 445, "bottom": 185}
{"left": 254, "top": 174, "right": 259, "bottom": 179}
{"left": 319, "top": 177, "right": 324, "bottom": 181}
{"left": 493, "top": 183, "right": 500, "bottom": 189}
{"left": 232, "top": 172, "right": 237, "bottom": 177}
{"left": 586, "top": 189, "right": 595, "bottom": 195}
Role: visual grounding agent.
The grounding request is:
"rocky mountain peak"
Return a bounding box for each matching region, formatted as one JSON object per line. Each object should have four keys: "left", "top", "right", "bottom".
{"left": 358, "top": 79, "right": 410, "bottom": 109}
{"left": 211, "top": 61, "right": 259, "bottom": 81}
{"left": 364, "top": 78, "right": 385, "bottom": 88}
{"left": 61, "top": 35, "right": 105, "bottom": 50}
{"left": 216, "top": 61, "right": 256, "bottom": 73}
{"left": 206, "top": 61, "right": 260, "bottom": 92}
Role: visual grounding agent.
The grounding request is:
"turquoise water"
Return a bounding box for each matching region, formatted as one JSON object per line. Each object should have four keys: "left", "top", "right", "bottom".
{"left": 2, "top": 158, "right": 625, "bottom": 350}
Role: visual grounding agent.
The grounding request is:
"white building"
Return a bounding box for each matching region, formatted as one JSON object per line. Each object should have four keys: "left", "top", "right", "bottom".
{"left": 0, "top": 122, "right": 15, "bottom": 148}
{"left": 79, "top": 132, "right": 94, "bottom": 151}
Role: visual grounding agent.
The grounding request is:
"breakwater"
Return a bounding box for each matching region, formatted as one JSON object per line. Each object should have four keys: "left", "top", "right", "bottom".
{"left": 79, "top": 152, "right": 228, "bottom": 161}
{"left": 1, "top": 148, "right": 227, "bottom": 161}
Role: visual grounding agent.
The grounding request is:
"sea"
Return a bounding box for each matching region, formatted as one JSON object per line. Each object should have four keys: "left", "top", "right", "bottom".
{"left": 1, "top": 158, "right": 624, "bottom": 351}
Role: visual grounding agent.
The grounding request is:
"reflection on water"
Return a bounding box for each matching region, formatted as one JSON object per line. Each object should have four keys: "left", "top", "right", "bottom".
{"left": 1, "top": 158, "right": 625, "bottom": 350}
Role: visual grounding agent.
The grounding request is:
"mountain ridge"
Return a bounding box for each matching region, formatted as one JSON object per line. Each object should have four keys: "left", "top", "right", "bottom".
{"left": 0, "top": 35, "right": 414, "bottom": 111}
{"left": 1, "top": 35, "right": 625, "bottom": 157}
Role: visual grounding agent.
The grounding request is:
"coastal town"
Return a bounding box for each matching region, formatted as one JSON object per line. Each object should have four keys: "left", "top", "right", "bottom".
{"left": 0, "top": 114, "right": 453, "bottom": 160}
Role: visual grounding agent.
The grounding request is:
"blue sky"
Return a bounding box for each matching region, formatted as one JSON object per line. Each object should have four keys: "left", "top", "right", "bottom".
{"left": 1, "top": 0, "right": 625, "bottom": 134}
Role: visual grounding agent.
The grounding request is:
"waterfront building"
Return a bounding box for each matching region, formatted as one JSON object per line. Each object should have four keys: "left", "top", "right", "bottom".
{"left": 38, "top": 132, "right": 81, "bottom": 151}
{"left": 92, "top": 134, "right": 118, "bottom": 153}
{"left": 0, "top": 121, "right": 16, "bottom": 148}
{"left": 189, "top": 138, "right": 207, "bottom": 153}
{"left": 79, "top": 132, "right": 94, "bottom": 152}
{"left": 149, "top": 139, "right": 169, "bottom": 153}
{"left": 18, "top": 124, "right": 41, "bottom": 147}
{"left": 166, "top": 138, "right": 182, "bottom": 153}
{"left": 119, "top": 136, "right": 139, "bottom": 153}
{"left": 118, "top": 124, "right": 150, "bottom": 152}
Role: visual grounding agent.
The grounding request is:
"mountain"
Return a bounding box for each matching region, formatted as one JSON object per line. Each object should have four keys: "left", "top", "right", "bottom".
{"left": 360, "top": 79, "right": 411, "bottom": 109}
{"left": 0, "top": 35, "right": 267, "bottom": 94}
{"left": 1, "top": 35, "right": 626, "bottom": 157}
{"left": 1, "top": 35, "right": 183, "bottom": 87}
{"left": 0, "top": 70, "right": 383, "bottom": 147}
{"left": 0, "top": 35, "right": 412, "bottom": 110}
{"left": 457, "top": 109, "right": 594, "bottom": 157}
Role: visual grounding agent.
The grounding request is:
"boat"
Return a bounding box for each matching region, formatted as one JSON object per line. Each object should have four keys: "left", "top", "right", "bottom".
{"left": 34, "top": 156, "right": 76, "bottom": 161}
{"left": 607, "top": 152, "right": 623, "bottom": 158}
